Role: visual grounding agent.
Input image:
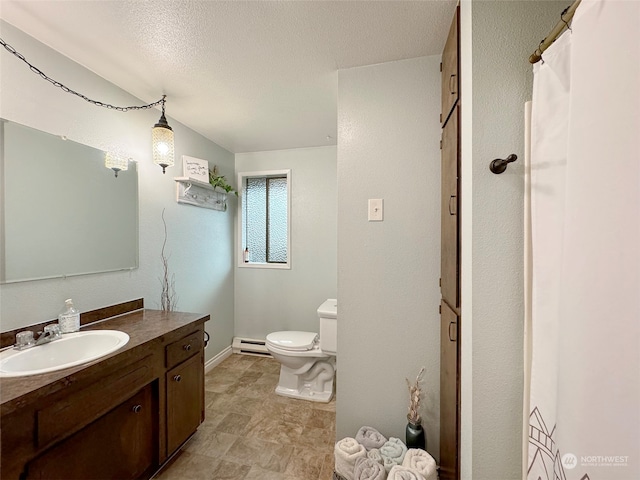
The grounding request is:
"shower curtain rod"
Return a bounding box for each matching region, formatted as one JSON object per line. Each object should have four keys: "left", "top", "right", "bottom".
{"left": 529, "top": 0, "right": 582, "bottom": 64}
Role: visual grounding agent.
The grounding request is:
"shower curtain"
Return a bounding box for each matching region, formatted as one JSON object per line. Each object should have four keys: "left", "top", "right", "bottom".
{"left": 525, "top": 1, "right": 639, "bottom": 479}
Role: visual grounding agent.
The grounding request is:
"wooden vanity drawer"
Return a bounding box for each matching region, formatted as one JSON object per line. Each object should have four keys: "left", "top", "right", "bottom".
{"left": 165, "top": 330, "right": 202, "bottom": 369}
{"left": 36, "top": 356, "right": 154, "bottom": 448}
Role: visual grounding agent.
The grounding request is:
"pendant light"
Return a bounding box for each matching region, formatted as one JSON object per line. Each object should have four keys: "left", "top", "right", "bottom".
{"left": 152, "top": 95, "right": 175, "bottom": 174}
{"left": 104, "top": 152, "right": 129, "bottom": 177}
{"left": 3, "top": 36, "right": 176, "bottom": 175}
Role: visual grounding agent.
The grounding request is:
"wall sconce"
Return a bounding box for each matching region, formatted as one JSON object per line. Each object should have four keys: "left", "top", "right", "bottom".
{"left": 105, "top": 152, "right": 129, "bottom": 177}
{"left": 152, "top": 95, "right": 175, "bottom": 174}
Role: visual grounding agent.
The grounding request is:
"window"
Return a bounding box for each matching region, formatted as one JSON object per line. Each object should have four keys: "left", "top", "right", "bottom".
{"left": 238, "top": 170, "right": 291, "bottom": 269}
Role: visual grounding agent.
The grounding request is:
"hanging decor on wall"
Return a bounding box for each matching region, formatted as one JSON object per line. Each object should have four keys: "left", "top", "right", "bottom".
{"left": 0, "top": 36, "right": 173, "bottom": 174}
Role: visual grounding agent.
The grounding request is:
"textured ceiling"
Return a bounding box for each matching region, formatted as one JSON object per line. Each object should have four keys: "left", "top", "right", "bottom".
{"left": 0, "top": 0, "right": 456, "bottom": 153}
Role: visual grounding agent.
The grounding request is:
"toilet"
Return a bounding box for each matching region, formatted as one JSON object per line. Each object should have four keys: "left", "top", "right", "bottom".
{"left": 265, "top": 299, "right": 337, "bottom": 403}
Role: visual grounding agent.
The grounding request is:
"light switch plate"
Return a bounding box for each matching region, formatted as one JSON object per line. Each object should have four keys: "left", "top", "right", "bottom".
{"left": 368, "top": 198, "right": 383, "bottom": 221}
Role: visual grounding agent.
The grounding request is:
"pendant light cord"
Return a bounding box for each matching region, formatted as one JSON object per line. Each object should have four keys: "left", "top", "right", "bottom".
{"left": 0, "top": 36, "right": 166, "bottom": 111}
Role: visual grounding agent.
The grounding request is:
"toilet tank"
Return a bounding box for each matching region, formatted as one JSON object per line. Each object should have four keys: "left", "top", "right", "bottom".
{"left": 318, "top": 299, "right": 337, "bottom": 355}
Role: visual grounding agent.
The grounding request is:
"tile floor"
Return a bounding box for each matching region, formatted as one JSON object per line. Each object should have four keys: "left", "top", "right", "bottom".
{"left": 155, "top": 354, "right": 336, "bottom": 480}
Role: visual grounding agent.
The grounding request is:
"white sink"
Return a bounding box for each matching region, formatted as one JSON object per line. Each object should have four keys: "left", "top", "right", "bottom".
{"left": 0, "top": 330, "right": 129, "bottom": 377}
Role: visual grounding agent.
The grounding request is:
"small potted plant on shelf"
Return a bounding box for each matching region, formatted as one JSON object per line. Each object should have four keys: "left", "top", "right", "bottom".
{"left": 208, "top": 166, "right": 238, "bottom": 196}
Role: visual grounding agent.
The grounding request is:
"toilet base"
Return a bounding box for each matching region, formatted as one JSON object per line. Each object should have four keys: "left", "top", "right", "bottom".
{"left": 273, "top": 358, "right": 336, "bottom": 403}
{"left": 274, "top": 384, "right": 334, "bottom": 403}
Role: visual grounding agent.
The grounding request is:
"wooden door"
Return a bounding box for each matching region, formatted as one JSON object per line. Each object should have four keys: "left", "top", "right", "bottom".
{"left": 439, "top": 300, "right": 459, "bottom": 480}
{"left": 441, "top": 104, "right": 459, "bottom": 310}
{"left": 441, "top": 7, "right": 459, "bottom": 125}
{"left": 26, "top": 385, "right": 156, "bottom": 480}
{"left": 166, "top": 352, "right": 204, "bottom": 455}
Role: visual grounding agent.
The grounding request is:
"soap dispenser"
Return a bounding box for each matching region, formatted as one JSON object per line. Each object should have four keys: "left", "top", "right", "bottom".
{"left": 58, "top": 299, "right": 80, "bottom": 333}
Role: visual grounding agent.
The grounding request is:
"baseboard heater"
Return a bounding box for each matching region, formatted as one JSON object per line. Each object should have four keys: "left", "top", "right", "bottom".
{"left": 231, "top": 337, "right": 272, "bottom": 357}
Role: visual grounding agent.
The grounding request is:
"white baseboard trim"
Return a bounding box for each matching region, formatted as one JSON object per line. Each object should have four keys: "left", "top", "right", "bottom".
{"left": 204, "top": 346, "right": 233, "bottom": 374}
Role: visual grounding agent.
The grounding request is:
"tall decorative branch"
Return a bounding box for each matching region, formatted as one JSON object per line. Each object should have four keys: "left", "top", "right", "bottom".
{"left": 159, "top": 209, "right": 178, "bottom": 312}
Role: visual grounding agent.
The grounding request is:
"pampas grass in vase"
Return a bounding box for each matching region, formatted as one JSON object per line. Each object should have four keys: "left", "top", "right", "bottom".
{"left": 405, "top": 366, "right": 426, "bottom": 449}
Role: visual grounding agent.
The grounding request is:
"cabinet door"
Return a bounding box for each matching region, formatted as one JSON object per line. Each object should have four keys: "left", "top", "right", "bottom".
{"left": 26, "top": 385, "right": 155, "bottom": 480}
{"left": 441, "top": 104, "right": 460, "bottom": 309}
{"left": 439, "top": 300, "right": 459, "bottom": 480}
{"left": 441, "top": 6, "right": 459, "bottom": 126}
{"left": 166, "top": 352, "right": 204, "bottom": 455}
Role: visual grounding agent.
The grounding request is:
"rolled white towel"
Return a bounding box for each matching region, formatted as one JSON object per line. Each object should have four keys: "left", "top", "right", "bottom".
{"left": 402, "top": 449, "right": 437, "bottom": 480}
{"left": 387, "top": 465, "right": 426, "bottom": 480}
{"left": 367, "top": 448, "right": 384, "bottom": 465}
{"left": 335, "top": 437, "right": 367, "bottom": 480}
{"left": 356, "top": 426, "right": 388, "bottom": 450}
{"left": 354, "top": 457, "right": 387, "bottom": 480}
{"left": 380, "top": 437, "right": 408, "bottom": 472}
{"left": 382, "top": 455, "right": 396, "bottom": 473}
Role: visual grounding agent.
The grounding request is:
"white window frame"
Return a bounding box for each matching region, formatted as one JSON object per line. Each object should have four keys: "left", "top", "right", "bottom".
{"left": 237, "top": 169, "right": 291, "bottom": 270}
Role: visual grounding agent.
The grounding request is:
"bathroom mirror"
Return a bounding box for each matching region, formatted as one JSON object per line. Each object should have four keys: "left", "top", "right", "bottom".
{"left": 0, "top": 119, "right": 138, "bottom": 283}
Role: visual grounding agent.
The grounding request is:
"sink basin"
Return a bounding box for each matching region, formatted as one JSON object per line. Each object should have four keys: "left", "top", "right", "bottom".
{"left": 0, "top": 330, "right": 129, "bottom": 377}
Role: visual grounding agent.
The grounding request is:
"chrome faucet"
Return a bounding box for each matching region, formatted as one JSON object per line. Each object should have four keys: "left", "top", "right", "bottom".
{"left": 36, "top": 324, "right": 63, "bottom": 345}
{"left": 14, "top": 324, "right": 62, "bottom": 350}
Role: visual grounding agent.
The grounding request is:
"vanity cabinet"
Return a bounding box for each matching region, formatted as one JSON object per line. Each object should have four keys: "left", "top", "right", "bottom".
{"left": 166, "top": 331, "right": 204, "bottom": 455}
{"left": 0, "top": 307, "right": 208, "bottom": 480}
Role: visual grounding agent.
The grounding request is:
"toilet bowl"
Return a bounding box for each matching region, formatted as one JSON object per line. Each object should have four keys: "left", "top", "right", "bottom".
{"left": 265, "top": 299, "right": 337, "bottom": 403}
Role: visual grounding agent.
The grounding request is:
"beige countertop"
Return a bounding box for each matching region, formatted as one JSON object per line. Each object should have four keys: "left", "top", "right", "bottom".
{"left": 0, "top": 309, "right": 208, "bottom": 412}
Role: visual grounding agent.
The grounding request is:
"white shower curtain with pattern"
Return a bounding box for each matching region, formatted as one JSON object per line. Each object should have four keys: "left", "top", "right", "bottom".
{"left": 525, "top": 1, "right": 640, "bottom": 479}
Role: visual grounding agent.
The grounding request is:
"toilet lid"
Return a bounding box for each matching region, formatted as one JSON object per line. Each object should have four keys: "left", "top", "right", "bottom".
{"left": 266, "top": 331, "right": 318, "bottom": 351}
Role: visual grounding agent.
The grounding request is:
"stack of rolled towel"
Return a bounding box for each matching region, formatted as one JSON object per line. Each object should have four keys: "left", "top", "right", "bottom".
{"left": 356, "top": 426, "right": 388, "bottom": 450}
{"left": 380, "top": 437, "right": 407, "bottom": 472}
{"left": 334, "top": 437, "right": 367, "bottom": 480}
{"left": 354, "top": 457, "right": 386, "bottom": 480}
{"left": 402, "top": 448, "right": 438, "bottom": 480}
{"left": 334, "top": 426, "right": 438, "bottom": 480}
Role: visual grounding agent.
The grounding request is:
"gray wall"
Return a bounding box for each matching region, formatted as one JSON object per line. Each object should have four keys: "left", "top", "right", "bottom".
{"left": 336, "top": 56, "right": 441, "bottom": 457}
{"left": 462, "top": 1, "right": 568, "bottom": 478}
{"left": 234, "top": 146, "right": 337, "bottom": 338}
{"left": 0, "top": 20, "right": 235, "bottom": 362}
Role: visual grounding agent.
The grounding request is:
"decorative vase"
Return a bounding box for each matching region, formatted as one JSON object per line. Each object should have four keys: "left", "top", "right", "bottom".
{"left": 405, "top": 416, "right": 426, "bottom": 450}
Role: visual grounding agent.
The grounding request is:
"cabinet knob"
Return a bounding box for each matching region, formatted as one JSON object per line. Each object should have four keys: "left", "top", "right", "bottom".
{"left": 449, "top": 195, "right": 457, "bottom": 216}
{"left": 132, "top": 404, "right": 142, "bottom": 413}
{"left": 183, "top": 344, "right": 192, "bottom": 351}
{"left": 173, "top": 374, "right": 182, "bottom": 382}
{"left": 448, "top": 321, "right": 457, "bottom": 342}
